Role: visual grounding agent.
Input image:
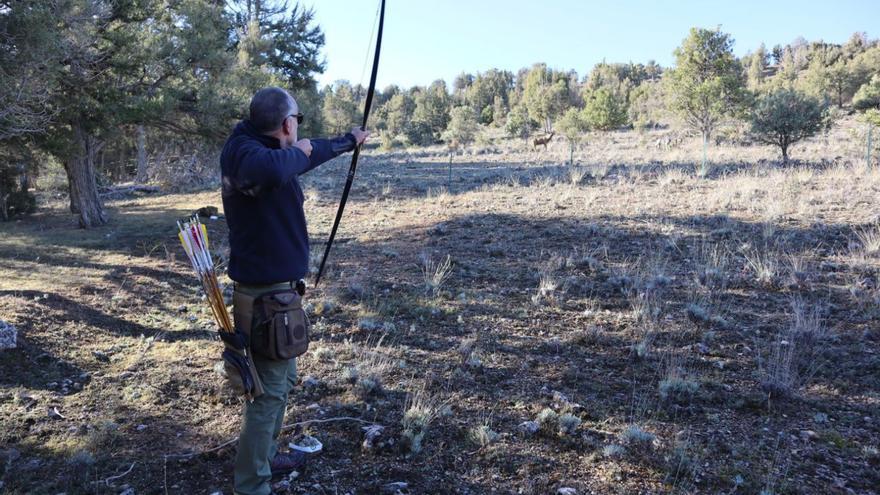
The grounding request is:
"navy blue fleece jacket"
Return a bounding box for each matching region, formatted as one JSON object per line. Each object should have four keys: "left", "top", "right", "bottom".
{"left": 220, "top": 120, "right": 356, "bottom": 285}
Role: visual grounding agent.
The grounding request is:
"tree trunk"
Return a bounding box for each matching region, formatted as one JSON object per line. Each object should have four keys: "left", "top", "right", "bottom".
{"left": 448, "top": 152, "right": 453, "bottom": 192}
{"left": 700, "top": 131, "right": 709, "bottom": 176}
{"left": 68, "top": 122, "right": 107, "bottom": 228}
{"left": 136, "top": 124, "right": 148, "bottom": 183}
{"left": 569, "top": 141, "right": 574, "bottom": 165}
{"left": 63, "top": 161, "right": 80, "bottom": 214}
{"left": 0, "top": 184, "right": 8, "bottom": 222}
{"left": 781, "top": 145, "right": 789, "bottom": 165}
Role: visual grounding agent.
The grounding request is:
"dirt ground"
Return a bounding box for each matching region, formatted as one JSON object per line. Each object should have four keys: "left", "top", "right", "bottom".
{"left": 1, "top": 121, "right": 879, "bottom": 494}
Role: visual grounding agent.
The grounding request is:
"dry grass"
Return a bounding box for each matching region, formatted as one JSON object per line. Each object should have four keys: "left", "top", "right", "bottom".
{"left": 1, "top": 115, "right": 878, "bottom": 493}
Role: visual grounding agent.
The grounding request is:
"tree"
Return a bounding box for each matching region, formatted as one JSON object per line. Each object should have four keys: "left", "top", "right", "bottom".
{"left": 441, "top": 106, "right": 479, "bottom": 190}
{"left": 442, "top": 107, "right": 479, "bottom": 150}
{"left": 747, "top": 44, "right": 768, "bottom": 90}
{"left": 749, "top": 88, "right": 826, "bottom": 164}
{"left": 227, "top": 0, "right": 325, "bottom": 92}
{"left": 771, "top": 45, "right": 784, "bottom": 65}
{"left": 322, "top": 81, "right": 360, "bottom": 134}
{"left": 464, "top": 69, "right": 514, "bottom": 125}
{"left": 0, "top": 1, "right": 61, "bottom": 141}
{"left": 556, "top": 107, "right": 590, "bottom": 165}
{"left": 665, "top": 27, "right": 747, "bottom": 171}
{"left": 412, "top": 80, "right": 451, "bottom": 142}
{"left": 42, "top": 0, "right": 171, "bottom": 227}
{"left": 491, "top": 95, "right": 508, "bottom": 126}
{"left": 628, "top": 81, "right": 666, "bottom": 129}
{"left": 382, "top": 92, "right": 415, "bottom": 139}
{"left": 521, "top": 64, "right": 574, "bottom": 132}
{"left": 854, "top": 75, "right": 880, "bottom": 166}
{"left": 826, "top": 61, "right": 860, "bottom": 108}
{"left": 666, "top": 27, "right": 746, "bottom": 140}
{"left": 505, "top": 104, "right": 534, "bottom": 140}
{"left": 854, "top": 75, "right": 880, "bottom": 112}
{"left": 582, "top": 88, "right": 628, "bottom": 131}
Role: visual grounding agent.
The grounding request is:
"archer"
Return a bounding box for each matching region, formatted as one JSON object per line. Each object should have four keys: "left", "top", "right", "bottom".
{"left": 220, "top": 86, "right": 368, "bottom": 495}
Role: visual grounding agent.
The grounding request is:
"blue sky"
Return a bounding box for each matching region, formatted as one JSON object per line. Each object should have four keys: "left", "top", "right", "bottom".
{"left": 308, "top": 0, "right": 879, "bottom": 89}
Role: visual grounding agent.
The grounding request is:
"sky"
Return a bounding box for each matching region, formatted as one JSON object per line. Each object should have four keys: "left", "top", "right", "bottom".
{"left": 308, "top": 0, "right": 880, "bottom": 90}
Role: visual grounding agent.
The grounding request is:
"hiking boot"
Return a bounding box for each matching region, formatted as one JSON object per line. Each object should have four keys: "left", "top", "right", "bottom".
{"left": 269, "top": 449, "right": 308, "bottom": 475}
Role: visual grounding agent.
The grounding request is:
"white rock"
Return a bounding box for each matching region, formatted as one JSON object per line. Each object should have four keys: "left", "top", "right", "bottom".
{"left": 558, "top": 488, "right": 577, "bottom": 495}
{"left": 0, "top": 321, "right": 17, "bottom": 350}
{"left": 517, "top": 420, "right": 540, "bottom": 436}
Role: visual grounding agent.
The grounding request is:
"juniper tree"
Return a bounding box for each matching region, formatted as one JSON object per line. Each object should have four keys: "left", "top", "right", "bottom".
{"left": 582, "top": 88, "right": 628, "bottom": 131}
{"left": 749, "top": 88, "right": 826, "bottom": 164}
{"left": 854, "top": 76, "right": 880, "bottom": 165}
{"left": 505, "top": 104, "right": 535, "bottom": 140}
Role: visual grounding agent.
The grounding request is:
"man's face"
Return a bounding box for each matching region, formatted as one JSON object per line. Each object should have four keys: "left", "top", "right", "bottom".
{"left": 282, "top": 97, "right": 299, "bottom": 147}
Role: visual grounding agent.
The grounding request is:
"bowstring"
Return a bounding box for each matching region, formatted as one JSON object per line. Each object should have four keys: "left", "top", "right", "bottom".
{"left": 354, "top": 0, "right": 382, "bottom": 110}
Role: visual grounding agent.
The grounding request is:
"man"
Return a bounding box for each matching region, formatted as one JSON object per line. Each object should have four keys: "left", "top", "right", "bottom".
{"left": 220, "top": 86, "right": 368, "bottom": 495}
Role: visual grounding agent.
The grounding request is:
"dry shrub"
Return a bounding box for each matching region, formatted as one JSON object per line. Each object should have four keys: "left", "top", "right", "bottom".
{"left": 401, "top": 386, "right": 444, "bottom": 454}
{"left": 758, "top": 298, "right": 827, "bottom": 399}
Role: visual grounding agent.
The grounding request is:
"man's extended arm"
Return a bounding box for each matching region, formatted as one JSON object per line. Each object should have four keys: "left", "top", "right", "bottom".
{"left": 227, "top": 143, "right": 312, "bottom": 196}
{"left": 299, "top": 133, "right": 358, "bottom": 175}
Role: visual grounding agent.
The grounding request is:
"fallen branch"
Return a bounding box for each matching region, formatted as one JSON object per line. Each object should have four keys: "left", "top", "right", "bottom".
{"left": 99, "top": 184, "right": 160, "bottom": 198}
{"left": 91, "top": 461, "right": 136, "bottom": 487}
{"left": 164, "top": 416, "right": 375, "bottom": 460}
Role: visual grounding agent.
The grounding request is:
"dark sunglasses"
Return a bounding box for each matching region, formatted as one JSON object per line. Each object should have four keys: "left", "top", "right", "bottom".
{"left": 286, "top": 112, "right": 305, "bottom": 125}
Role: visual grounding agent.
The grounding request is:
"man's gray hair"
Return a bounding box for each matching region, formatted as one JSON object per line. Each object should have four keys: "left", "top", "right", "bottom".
{"left": 249, "top": 87, "right": 295, "bottom": 133}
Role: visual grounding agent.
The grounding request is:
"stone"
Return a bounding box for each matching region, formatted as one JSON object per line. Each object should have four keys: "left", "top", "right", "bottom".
{"left": 382, "top": 482, "right": 408, "bottom": 494}
{"left": 557, "top": 488, "right": 577, "bottom": 495}
{"left": 0, "top": 321, "right": 17, "bottom": 350}
{"left": 517, "top": 420, "right": 540, "bottom": 437}
{"left": 301, "top": 376, "right": 321, "bottom": 389}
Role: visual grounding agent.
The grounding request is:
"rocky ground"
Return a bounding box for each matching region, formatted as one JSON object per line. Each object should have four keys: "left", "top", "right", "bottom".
{"left": 1, "top": 120, "right": 879, "bottom": 494}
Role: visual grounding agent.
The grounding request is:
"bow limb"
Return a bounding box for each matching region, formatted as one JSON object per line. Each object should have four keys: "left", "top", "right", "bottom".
{"left": 314, "top": 0, "right": 386, "bottom": 287}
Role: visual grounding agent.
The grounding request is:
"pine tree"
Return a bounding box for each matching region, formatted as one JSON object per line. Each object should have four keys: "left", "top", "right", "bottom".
{"left": 665, "top": 27, "right": 747, "bottom": 171}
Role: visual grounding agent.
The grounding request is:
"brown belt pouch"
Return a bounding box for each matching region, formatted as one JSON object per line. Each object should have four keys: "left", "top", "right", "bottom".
{"left": 251, "top": 289, "right": 309, "bottom": 360}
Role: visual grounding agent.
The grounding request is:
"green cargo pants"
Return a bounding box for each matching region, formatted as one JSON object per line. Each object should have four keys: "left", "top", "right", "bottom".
{"left": 233, "top": 282, "right": 299, "bottom": 495}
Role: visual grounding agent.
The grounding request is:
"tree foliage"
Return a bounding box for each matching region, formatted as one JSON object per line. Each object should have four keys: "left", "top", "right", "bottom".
{"left": 521, "top": 64, "right": 576, "bottom": 132}
{"left": 665, "top": 27, "right": 747, "bottom": 142}
{"left": 413, "top": 80, "right": 452, "bottom": 143}
{"left": 322, "top": 81, "right": 361, "bottom": 135}
{"left": 555, "top": 107, "right": 590, "bottom": 164}
{"left": 582, "top": 88, "right": 628, "bottom": 131}
{"left": 749, "top": 88, "right": 827, "bottom": 163}
{"left": 853, "top": 75, "right": 880, "bottom": 112}
{"left": 505, "top": 104, "right": 535, "bottom": 140}
{"left": 442, "top": 107, "right": 479, "bottom": 150}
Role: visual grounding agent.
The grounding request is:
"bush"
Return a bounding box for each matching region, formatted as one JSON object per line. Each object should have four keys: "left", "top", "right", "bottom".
{"left": 0, "top": 164, "right": 36, "bottom": 221}
{"left": 621, "top": 425, "right": 656, "bottom": 447}
{"left": 557, "top": 413, "right": 582, "bottom": 436}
